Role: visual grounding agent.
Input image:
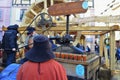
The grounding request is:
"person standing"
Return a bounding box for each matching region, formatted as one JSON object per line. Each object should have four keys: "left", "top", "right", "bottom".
{"left": 20, "top": 27, "right": 38, "bottom": 64}
{"left": 24, "top": 27, "right": 38, "bottom": 52}
{"left": 95, "top": 42, "right": 99, "bottom": 55}
{"left": 2, "top": 24, "right": 19, "bottom": 67}
{"left": 86, "top": 45, "right": 91, "bottom": 52}
{"left": 116, "top": 46, "right": 120, "bottom": 61}
{"left": 17, "top": 35, "right": 67, "bottom": 80}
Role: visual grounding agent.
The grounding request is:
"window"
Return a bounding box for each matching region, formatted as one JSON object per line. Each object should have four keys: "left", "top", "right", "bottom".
{"left": 19, "top": 9, "right": 26, "bottom": 21}
{"left": 12, "top": 0, "right": 32, "bottom": 6}
{"left": 16, "top": 9, "right": 27, "bottom": 21}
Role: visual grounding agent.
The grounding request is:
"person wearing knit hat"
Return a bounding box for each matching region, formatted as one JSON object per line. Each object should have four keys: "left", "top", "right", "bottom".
{"left": 2, "top": 24, "right": 19, "bottom": 67}
{"left": 24, "top": 27, "right": 38, "bottom": 52}
{"left": 26, "top": 27, "right": 36, "bottom": 35}
{"left": 17, "top": 35, "right": 67, "bottom": 80}
{"left": 19, "top": 27, "right": 38, "bottom": 64}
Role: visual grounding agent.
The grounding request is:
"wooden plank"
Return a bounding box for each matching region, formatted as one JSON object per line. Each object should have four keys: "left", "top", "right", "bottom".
{"left": 25, "top": 10, "right": 35, "bottom": 19}
{"left": 81, "top": 31, "right": 101, "bottom": 35}
{"left": 30, "top": 2, "right": 44, "bottom": 13}
{"left": 100, "top": 31, "right": 109, "bottom": 35}
{"left": 49, "top": 26, "right": 118, "bottom": 31}
{"left": 110, "top": 25, "right": 119, "bottom": 30}
{"left": 22, "top": 17, "right": 33, "bottom": 24}
{"left": 30, "top": 9, "right": 37, "bottom": 16}
{"left": 48, "top": 1, "right": 88, "bottom": 16}
{"left": 100, "top": 25, "right": 119, "bottom": 35}
{"left": 2, "top": 25, "right": 120, "bottom": 31}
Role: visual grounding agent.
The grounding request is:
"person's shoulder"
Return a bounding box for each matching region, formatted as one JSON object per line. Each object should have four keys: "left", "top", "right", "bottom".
{"left": 20, "top": 61, "right": 37, "bottom": 68}
{"left": 21, "top": 61, "right": 32, "bottom": 66}
{"left": 47, "top": 59, "right": 59, "bottom": 64}
{"left": 49, "top": 59, "right": 64, "bottom": 67}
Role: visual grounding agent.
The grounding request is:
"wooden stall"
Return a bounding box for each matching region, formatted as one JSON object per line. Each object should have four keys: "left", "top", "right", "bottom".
{"left": 2, "top": 0, "right": 120, "bottom": 79}
{"left": 54, "top": 52, "right": 100, "bottom": 80}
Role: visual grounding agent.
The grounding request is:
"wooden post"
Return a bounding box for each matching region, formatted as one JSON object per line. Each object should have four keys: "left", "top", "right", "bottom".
{"left": 44, "top": 0, "right": 47, "bottom": 9}
{"left": 100, "top": 34, "right": 109, "bottom": 68}
{"left": 104, "top": 45, "right": 109, "bottom": 68}
{"left": 99, "top": 34, "right": 104, "bottom": 57}
{"left": 110, "top": 31, "right": 116, "bottom": 70}
{"left": 50, "top": 0, "right": 54, "bottom": 6}
{"left": 73, "top": 31, "right": 81, "bottom": 46}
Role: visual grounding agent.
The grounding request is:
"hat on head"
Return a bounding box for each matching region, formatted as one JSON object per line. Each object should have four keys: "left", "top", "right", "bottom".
{"left": 7, "top": 24, "right": 19, "bottom": 30}
{"left": 27, "top": 27, "right": 35, "bottom": 34}
{"left": 25, "top": 34, "right": 55, "bottom": 62}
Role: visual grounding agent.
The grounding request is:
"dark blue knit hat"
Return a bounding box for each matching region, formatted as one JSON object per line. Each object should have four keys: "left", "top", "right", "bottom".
{"left": 7, "top": 24, "right": 19, "bottom": 30}
{"left": 25, "top": 35, "right": 55, "bottom": 62}
{"left": 27, "top": 27, "right": 35, "bottom": 34}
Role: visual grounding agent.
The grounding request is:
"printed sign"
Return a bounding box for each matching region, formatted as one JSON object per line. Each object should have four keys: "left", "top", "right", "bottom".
{"left": 76, "top": 64, "right": 85, "bottom": 77}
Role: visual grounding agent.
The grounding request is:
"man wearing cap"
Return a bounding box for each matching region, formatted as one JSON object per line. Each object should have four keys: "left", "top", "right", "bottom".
{"left": 20, "top": 27, "right": 38, "bottom": 64}
{"left": 2, "top": 24, "right": 19, "bottom": 66}
{"left": 17, "top": 35, "right": 67, "bottom": 80}
{"left": 24, "top": 27, "right": 38, "bottom": 52}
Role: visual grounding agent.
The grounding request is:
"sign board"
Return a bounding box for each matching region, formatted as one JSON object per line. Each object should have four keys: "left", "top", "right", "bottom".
{"left": 48, "top": 1, "right": 88, "bottom": 16}
{"left": 76, "top": 64, "right": 85, "bottom": 77}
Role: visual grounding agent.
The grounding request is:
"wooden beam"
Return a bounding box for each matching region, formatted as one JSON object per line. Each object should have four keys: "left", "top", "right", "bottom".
{"left": 30, "top": 9, "right": 37, "bottom": 16}
{"left": 118, "top": 26, "right": 120, "bottom": 31}
{"left": 110, "top": 25, "right": 119, "bottom": 30}
{"left": 0, "top": 26, "right": 113, "bottom": 31}
{"left": 100, "top": 31, "right": 109, "bottom": 35}
{"left": 49, "top": 26, "right": 119, "bottom": 31}
{"left": 78, "top": 25, "right": 119, "bottom": 35}
{"left": 2, "top": 25, "right": 120, "bottom": 31}
{"left": 100, "top": 25, "right": 119, "bottom": 35}
{"left": 81, "top": 31, "right": 101, "bottom": 35}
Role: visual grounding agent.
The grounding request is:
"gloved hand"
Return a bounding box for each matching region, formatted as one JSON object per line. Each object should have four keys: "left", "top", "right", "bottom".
{"left": 12, "top": 48, "right": 16, "bottom": 51}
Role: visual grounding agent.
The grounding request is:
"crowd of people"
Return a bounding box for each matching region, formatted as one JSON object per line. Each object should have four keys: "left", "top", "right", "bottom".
{"left": 0, "top": 24, "right": 68, "bottom": 80}
{"left": 0, "top": 24, "right": 100, "bottom": 67}
{"left": 0, "top": 24, "right": 120, "bottom": 80}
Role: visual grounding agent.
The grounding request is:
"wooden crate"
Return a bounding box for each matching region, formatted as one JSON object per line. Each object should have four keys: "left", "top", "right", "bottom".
{"left": 54, "top": 52, "right": 101, "bottom": 80}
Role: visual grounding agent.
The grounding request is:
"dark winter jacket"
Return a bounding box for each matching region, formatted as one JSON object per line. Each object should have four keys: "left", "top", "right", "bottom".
{"left": 2, "top": 25, "right": 19, "bottom": 51}
{"left": 116, "top": 48, "right": 120, "bottom": 60}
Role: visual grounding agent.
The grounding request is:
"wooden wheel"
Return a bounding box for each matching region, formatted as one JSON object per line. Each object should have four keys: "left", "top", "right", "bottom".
{"left": 34, "top": 12, "right": 52, "bottom": 33}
